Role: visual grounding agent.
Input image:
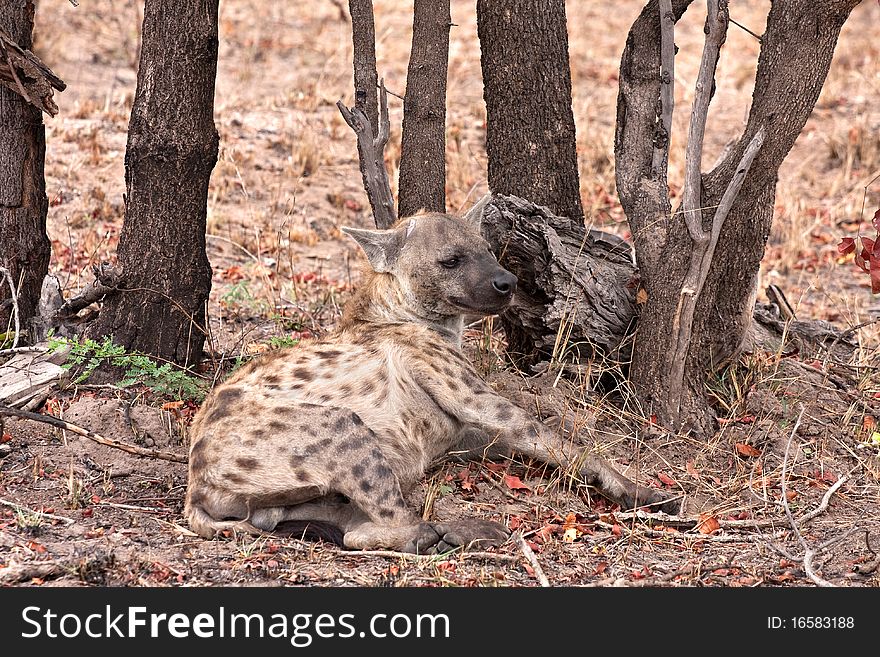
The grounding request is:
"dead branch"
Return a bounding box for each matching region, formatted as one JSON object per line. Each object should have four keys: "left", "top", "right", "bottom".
{"left": 0, "top": 28, "right": 66, "bottom": 116}
{"left": 0, "top": 346, "right": 44, "bottom": 356}
{"left": 651, "top": 0, "right": 675, "bottom": 176}
{"left": 667, "top": 126, "right": 766, "bottom": 405}
{"left": 0, "top": 404, "right": 187, "bottom": 463}
{"left": 512, "top": 530, "right": 550, "bottom": 586}
{"left": 53, "top": 277, "right": 119, "bottom": 320}
{"left": 337, "top": 80, "right": 396, "bottom": 228}
{"left": 0, "top": 266, "right": 20, "bottom": 349}
{"left": 665, "top": 1, "right": 731, "bottom": 427}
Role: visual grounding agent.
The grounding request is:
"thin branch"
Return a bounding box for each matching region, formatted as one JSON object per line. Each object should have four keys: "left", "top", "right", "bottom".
{"left": 0, "top": 405, "right": 187, "bottom": 463}
{"left": 0, "top": 267, "right": 21, "bottom": 349}
{"left": 512, "top": 531, "right": 550, "bottom": 587}
{"left": 679, "top": 0, "right": 728, "bottom": 238}
{"left": 729, "top": 17, "right": 762, "bottom": 43}
{"left": 651, "top": 0, "right": 675, "bottom": 176}
{"left": 667, "top": 125, "right": 765, "bottom": 426}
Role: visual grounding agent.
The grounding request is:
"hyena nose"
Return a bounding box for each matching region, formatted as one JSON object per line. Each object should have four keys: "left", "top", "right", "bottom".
{"left": 492, "top": 271, "right": 518, "bottom": 295}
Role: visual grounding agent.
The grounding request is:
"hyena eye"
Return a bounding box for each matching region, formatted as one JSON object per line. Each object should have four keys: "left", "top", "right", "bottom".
{"left": 439, "top": 256, "right": 461, "bottom": 269}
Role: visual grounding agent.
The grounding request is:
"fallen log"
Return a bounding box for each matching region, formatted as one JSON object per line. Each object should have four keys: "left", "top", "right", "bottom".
{"left": 476, "top": 194, "right": 857, "bottom": 369}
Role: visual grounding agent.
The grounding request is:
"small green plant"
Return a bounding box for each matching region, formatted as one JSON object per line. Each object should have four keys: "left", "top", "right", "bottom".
{"left": 266, "top": 335, "right": 299, "bottom": 350}
{"left": 49, "top": 335, "right": 210, "bottom": 401}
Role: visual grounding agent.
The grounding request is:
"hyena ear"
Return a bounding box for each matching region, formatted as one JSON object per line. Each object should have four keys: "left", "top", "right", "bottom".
{"left": 341, "top": 220, "right": 413, "bottom": 273}
{"left": 462, "top": 193, "right": 491, "bottom": 231}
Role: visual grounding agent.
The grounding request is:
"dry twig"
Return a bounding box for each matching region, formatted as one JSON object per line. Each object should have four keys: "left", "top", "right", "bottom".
{"left": 778, "top": 406, "right": 855, "bottom": 587}
{"left": 0, "top": 405, "right": 186, "bottom": 463}
{"left": 512, "top": 530, "right": 550, "bottom": 586}
{"left": 0, "top": 267, "right": 20, "bottom": 349}
{"left": 0, "top": 497, "right": 76, "bottom": 525}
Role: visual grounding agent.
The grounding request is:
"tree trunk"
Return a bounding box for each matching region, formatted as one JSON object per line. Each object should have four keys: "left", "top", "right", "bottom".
{"left": 0, "top": 0, "right": 49, "bottom": 339}
{"left": 398, "top": 0, "right": 450, "bottom": 218}
{"left": 87, "top": 0, "right": 219, "bottom": 366}
{"left": 616, "top": 0, "right": 860, "bottom": 434}
{"left": 476, "top": 0, "right": 583, "bottom": 222}
{"left": 348, "top": 0, "right": 379, "bottom": 133}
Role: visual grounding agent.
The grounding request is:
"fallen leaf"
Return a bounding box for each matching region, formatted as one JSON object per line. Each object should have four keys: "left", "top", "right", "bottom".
{"left": 592, "top": 561, "right": 608, "bottom": 576}
{"left": 0, "top": 432, "right": 11, "bottom": 444}
{"left": 862, "top": 415, "right": 876, "bottom": 431}
{"left": 162, "top": 400, "right": 185, "bottom": 411}
{"left": 635, "top": 288, "right": 648, "bottom": 304}
{"left": 562, "top": 513, "right": 579, "bottom": 543}
{"left": 735, "top": 443, "right": 761, "bottom": 457}
{"left": 657, "top": 471, "right": 677, "bottom": 487}
{"left": 697, "top": 515, "right": 721, "bottom": 534}
{"left": 685, "top": 460, "right": 699, "bottom": 477}
{"left": 838, "top": 236, "right": 856, "bottom": 254}
{"left": 611, "top": 524, "right": 622, "bottom": 537}
{"left": 503, "top": 474, "right": 531, "bottom": 491}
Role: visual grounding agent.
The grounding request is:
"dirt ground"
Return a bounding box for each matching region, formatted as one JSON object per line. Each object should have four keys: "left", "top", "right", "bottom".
{"left": 2, "top": 0, "right": 880, "bottom": 587}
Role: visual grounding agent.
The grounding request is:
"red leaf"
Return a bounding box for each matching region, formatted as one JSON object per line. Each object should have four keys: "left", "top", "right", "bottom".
{"left": 0, "top": 431, "right": 11, "bottom": 444}
{"left": 838, "top": 236, "right": 856, "bottom": 255}
{"left": 871, "top": 267, "right": 880, "bottom": 294}
{"left": 611, "top": 524, "right": 622, "bottom": 536}
{"left": 698, "top": 515, "right": 721, "bottom": 534}
{"left": 592, "top": 561, "right": 608, "bottom": 576}
{"left": 862, "top": 237, "right": 875, "bottom": 256}
{"left": 735, "top": 443, "right": 761, "bottom": 457}
{"left": 657, "top": 471, "right": 677, "bottom": 487}
{"left": 872, "top": 208, "right": 880, "bottom": 232}
{"left": 503, "top": 474, "right": 531, "bottom": 491}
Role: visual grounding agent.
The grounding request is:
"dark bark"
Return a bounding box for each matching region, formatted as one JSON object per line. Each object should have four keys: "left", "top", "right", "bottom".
{"left": 0, "top": 0, "right": 49, "bottom": 338}
{"left": 348, "top": 0, "right": 379, "bottom": 133}
{"left": 87, "top": 0, "right": 219, "bottom": 366}
{"left": 476, "top": 0, "right": 583, "bottom": 222}
{"left": 616, "top": 0, "right": 860, "bottom": 434}
{"left": 398, "top": 0, "right": 450, "bottom": 218}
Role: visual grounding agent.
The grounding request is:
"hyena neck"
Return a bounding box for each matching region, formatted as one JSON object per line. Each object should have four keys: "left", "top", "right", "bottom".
{"left": 341, "top": 272, "right": 464, "bottom": 347}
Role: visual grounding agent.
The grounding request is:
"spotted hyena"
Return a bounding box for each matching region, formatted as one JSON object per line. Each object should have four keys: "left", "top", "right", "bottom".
{"left": 184, "top": 210, "right": 676, "bottom": 553}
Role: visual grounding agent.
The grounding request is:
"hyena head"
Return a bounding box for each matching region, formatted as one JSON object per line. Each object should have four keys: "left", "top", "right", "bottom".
{"left": 342, "top": 212, "right": 517, "bottom": 320}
